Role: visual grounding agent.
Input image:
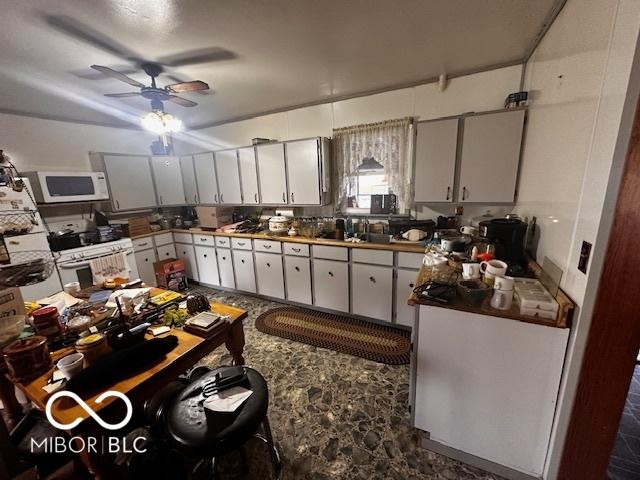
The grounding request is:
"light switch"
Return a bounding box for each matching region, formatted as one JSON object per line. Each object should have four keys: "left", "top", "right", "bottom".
{"left": 578, "top": 241, "right": 592, "bottom": 274}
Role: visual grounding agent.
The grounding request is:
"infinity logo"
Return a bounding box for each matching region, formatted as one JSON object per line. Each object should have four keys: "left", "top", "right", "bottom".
{"left": 45, "top": 390, "right": 133, "bottom": 431}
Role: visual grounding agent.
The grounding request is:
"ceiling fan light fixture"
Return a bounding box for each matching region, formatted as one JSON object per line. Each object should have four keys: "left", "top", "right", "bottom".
{"left": 141, "top": 110, "right": 183, "bottom": 134}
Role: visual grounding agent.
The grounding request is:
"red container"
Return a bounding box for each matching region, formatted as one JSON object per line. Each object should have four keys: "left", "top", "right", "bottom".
{"left": 31, "top": 306, "right": 62, "bottom": 337}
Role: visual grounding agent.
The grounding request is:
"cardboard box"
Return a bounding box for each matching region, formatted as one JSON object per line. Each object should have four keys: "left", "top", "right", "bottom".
{"left": 196, "top": 206, "right": 234, "bottom": 229}
{"left": 153, "top": 258, "right": 188, "bottom": 291}
{"left": 0, "top": 287, "right": 26, "bottom": 319}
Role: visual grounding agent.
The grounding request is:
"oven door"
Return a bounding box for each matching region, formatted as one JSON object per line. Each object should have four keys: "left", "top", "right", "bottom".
{"left": 38, "top": 172, "right": 108, "bottom": 203}
{"left": 56, "top": 250, "right": 139, "bottom": 289}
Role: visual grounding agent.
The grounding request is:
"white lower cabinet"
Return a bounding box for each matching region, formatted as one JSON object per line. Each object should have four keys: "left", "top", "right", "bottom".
{"left": 351, "top": 264, "right": 393, "bottom": 321}
{"left": 134, "top": 248, "right": 157, "bottom": 287}
{"left": 284, "top": 256, "right": 312, "bottom": 305}
{"left": 254, "top": 252, "right": 285, "bottom": 299}
{"left": 195, "top": 245, "right": 219, "bottom": 286}
{"left": 156, "top": 243, "right": 177, "bottom": 261}
{"left": 176, "top": 243, "right": 198, "bottom": 281}
{"left": 395, "top": 269, "right": 419, "bottom": 327}
{"left": 313, "top": 259, "right": 349, "bottom": 313}
{"left": 217, "top": 249, "right": 235, "bottom": 288}
{"left": 232, "top": 250, "right": 256, "bottom": 293}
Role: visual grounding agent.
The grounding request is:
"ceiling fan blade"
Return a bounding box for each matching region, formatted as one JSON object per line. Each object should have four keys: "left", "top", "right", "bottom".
{"left": 46, "top": 15, "right": 140, "bottom": 62}
{"left": 104, "top": 92, "right": 142, "bottom": 98}
{"left": 168, "top": 95, "right": 198, "bottom": 107}
{"left": 165, "top": 80, "right": 209, "bottom": 93}
{"left": 157, "top": 47, "right": 237, "bottom": 67}
{"left": 166, "top": 75, "right": 210, "bottom": 95}
{"left": 91, "top": 65, "right": 145, "bottom": 88}
{"left": 72, "top": 65, "right": 138, "bottom": 80}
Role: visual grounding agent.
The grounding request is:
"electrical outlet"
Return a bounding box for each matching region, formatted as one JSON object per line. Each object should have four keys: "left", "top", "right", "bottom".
{"left": 578, "top": 241, "right": 592, "bottom": 274}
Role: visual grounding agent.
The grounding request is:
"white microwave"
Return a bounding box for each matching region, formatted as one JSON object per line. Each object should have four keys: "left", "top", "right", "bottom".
{"left": 23, "top": 171, "right": 109, "bottom": 204}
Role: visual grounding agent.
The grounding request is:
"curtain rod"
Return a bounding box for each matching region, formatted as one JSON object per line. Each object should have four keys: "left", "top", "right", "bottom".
{"left": 333, "top": 116, "right": 413, "bottom": 134}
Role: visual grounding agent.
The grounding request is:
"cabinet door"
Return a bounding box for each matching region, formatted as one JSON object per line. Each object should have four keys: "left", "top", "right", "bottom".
{"left": 414, "top": 119, "right": 458, "bottom": 203}
{"left": 176, "top": 243, "right": 198, "bottom": 281}
{"left": 395, "top": 269, "right": 419, "bottom": 327}
{"left": 194, "top": 245, "right": 219, "bottom": 286}
{"left": 458, "top": 110, "right": 525, "bottom": 203}
{"left": 254, "top": 252, "right": 285, "bottom": 299}
{"left": 313, "top": 259, "right": 349, "bottom": 312}
{"left": 180, "top": 156, "right": 199, "bottom": 204}
{"left": 215, "top": 150, "right": 243, "bottom": 204}
{"left": 217, "top": 248, "right": 235, "bottom": 288}
{"left": 134, "top": 248, "right": 157, "bottom": 287}
{"left": 238, "top": 147, "right": 260, "bottom": 205}
{"left": 151, "top": 156, "right": 185, "bottom": 206}
{"left": 156, "top": 243, "right": 176, "bottom": 261}
{"left": 103, "top": 155, "right": 156, "bottom": 211}
{"left": 285, "top": 256, "right": 312, "bottom": 304}
{"left": 232, "top": 250, "right": 256, "bottom": 293}
{"left": 256, "top": 143, "right": 287, "bottom": 204}
{"left": 352, "top": 264, "right": 393, "bottom": 321}
{"left": 286, "top": 138, "right": 320, "bottom": 205}
{"left": 193, "top": 152, "right": 219, "bottom": 204}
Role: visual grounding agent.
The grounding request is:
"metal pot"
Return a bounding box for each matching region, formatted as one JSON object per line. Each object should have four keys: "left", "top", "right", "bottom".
{"left": 268, "top": 216, "right": 290, "bottom": 234}
{"left": 440, "top": 236, "right": 468, "bottom": 252}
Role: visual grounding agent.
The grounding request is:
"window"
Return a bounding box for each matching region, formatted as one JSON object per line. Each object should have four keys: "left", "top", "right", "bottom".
{"left": 346, "top": 157, "right": 390, "bottom": 209}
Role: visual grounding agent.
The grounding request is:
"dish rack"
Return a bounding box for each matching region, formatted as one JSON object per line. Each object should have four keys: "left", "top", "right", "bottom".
{"left": 0, "top": 210, "right": 38, "bottom": 236}
{"left": 0, "top": 250, "right": 55, "bottom": 287}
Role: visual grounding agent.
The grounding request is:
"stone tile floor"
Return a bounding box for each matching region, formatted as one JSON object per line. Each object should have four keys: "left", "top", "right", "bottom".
{"left": 193, "top": 286, "right": 503, "bottom": 480}
{"left": 607, "top": 364, "right": 640, "bottom": 480}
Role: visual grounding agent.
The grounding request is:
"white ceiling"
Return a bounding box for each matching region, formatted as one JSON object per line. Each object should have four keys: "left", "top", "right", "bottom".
{"left": 0, "top": 0, "right": 559, "bottom": 129}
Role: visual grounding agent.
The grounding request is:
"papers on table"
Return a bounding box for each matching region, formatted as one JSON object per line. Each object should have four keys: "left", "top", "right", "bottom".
{"left": 37, "top": 291, "right": 82, "bottom": 311}
{"left": 105, "top": 288, "right": 150, "bottom": 308}
{"left": 203, "top": 386, "right": 253, "bottom": 413}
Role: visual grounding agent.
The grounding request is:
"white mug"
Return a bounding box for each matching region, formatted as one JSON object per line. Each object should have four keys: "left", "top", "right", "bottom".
{"left": 490, "top": 289, "right": 513, "bottom": 310}
{"left": 494, "top": 275, "right": 515, "bottom": 291}
{"left": 460, "top": 225, "right": 478, "bottom": 236}
{"left": 480, "top": 260, "right": 508, "bottom": 286}
{"left": 63, "top": 281, "right": 80, "bottom": 295}
{"left": 56, "top": 352, "right": 85, "bottom": 380}
{"left": 462, "top": 263, "right": 481, "bottom": 280}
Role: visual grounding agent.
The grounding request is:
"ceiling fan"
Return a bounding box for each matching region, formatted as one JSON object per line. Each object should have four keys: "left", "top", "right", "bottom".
{"left": 92, "top": 61, "right": 209, "bottom": 108}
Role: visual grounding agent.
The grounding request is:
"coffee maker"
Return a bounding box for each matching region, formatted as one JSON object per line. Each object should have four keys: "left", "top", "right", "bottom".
{"left": 478, "top": 218, "right": 527, "bottom": 263}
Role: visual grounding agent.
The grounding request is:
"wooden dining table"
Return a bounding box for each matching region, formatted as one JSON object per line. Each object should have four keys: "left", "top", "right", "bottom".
{"left": 6, "top": 291, "right": 247, "bottom": 479}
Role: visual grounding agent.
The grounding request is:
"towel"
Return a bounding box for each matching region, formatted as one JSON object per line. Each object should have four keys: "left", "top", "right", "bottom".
{"left": 89, "top": 252, "right": 131, "bottom": 284}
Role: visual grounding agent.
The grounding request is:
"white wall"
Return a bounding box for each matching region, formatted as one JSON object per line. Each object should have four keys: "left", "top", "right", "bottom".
{"left": 513, "top": 1, "right": 640, "bottom": 479}
{"left": 175, "top": 65, "right": 522, "bottom": 152}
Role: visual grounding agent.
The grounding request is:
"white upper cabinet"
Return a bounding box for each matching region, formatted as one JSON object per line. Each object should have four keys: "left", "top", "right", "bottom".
{"left": 102, "top": 155, "right": 156, "bottom": 211}
{"left": 238, "top": 147, "right": 260, "bottom": 205}
{"left": 180, "top": 155, "right": 199, "bottom": 204}
{"left": 256, "top": 143, "right": 288, "bottom": 204}
{"left": 214, "top": 150, "right": 243, "bottom": 204}
{"left": 458, "top": 110, "right": 525, "bottom": 203}
{"left": 151, "top": 156, "right": 185, "bottom": 206}
{"left": 193, "top": 152, "right": 219, "bottom": 204}
{"left": 285, "top": 138, "right": 321, "bottom": 205}
{"left": 414, "top": 119, "right": 458, "bottom": 203}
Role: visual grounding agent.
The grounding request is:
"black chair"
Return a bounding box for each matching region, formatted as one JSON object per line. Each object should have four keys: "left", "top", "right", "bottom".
{"left": 144, "top": 366, "right": 281, "bottom": 479}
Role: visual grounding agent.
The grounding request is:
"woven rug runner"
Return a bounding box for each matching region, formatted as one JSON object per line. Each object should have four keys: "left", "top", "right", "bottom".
{"left": 255, "top": 307, "right": 411, "bottom": 365}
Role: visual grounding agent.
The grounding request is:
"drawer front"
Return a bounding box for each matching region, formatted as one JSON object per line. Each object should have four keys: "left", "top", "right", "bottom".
{"left": 398, "top": 252, "right": 425, "bottom": 269}
{"left": 232, "top": 250, "right": 256, "bottom": 293}
{"left": 395, "top": 268, "right": 419, "bottom": 327}
{"left": 351, "top": 248, "right": 393, "bottom": 266}
{"left": 193, "top": 234, "right": 215, "bottom": 246}
{"left": 254, "top": 252, "right": 285, "bottom": 299}
{"left": 254, "top": 239, "right": 282, "bottom": 253}
{"left": 132, "top": 236, "right": 154, "bottom": 250}
{"left": 173, "top": 232, "right": 192, "bottom": 244}
{"left": 156, "top": 243, "right": 177, "bottom": 261}
{"left": 312, "top": 245, "right": 348, "bottom": 261}
{"left": 215, "top": 236, "right": 231, "bottom": 248}
{"left": 154, "top": 232, "right": 173, "bottom": 246}
{"left": 313, "top": 259, "right": 349, "bottom": 312}
{"left": 351, "top": 264, "right": 393, "bottom": 321}
{"left": 283, "top": 243, "right": 310, "bottom": 257}
{"left": 231, "top": 238, "right": 252, "bottom": 250}
{"left": 285, "top": 256, "right": 312, "bottom": 304}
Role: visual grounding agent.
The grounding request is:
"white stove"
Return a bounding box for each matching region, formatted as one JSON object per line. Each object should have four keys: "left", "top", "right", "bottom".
{"left": 55, "top": 238, "right": 139, "bottom": 288}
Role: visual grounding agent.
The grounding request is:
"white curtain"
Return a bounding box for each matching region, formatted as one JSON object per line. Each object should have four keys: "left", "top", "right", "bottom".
{"left": 333, "top": 117, "right": 413, "bottom": 211}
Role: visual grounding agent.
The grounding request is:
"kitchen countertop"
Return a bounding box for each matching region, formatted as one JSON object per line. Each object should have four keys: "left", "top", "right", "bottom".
{"left": 131, "top": 228, "right": 427, "bottom": 253}
{"left": 408, "top": 262, "right": 575, "bottom": 329}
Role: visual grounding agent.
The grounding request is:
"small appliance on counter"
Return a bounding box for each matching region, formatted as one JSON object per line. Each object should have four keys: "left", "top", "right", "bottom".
{"left": 268, "top": 216, "right": 291, "bottom": 235}
{"left": 48, "top": 229, "right": 82, "bottom": 252}
{"left": 478, "top": 218, "right": 527, "bottom": 263}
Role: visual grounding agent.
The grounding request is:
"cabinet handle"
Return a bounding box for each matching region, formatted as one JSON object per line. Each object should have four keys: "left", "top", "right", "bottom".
{"left": 295, "top": 266, "right": 300, "bottom": 272}
{"left": 160, "top": 195, "right": 163, "bottom": 204}
{"left": 369, "top": 276, "right": 376, "bottom": 283}
{"left": 214, "top": 194, "right": 218, "bottom": 203}
{"left": 139, "top": 242, "right": 148, "bottom": 247}
{"left": 145, "top": 258, "right": 149, "bottom": 262}
{"left": 222, "top": 256, "right": 226, "bottom": 260}
{"left": 194, "top": 194, "right": 198, "bottom": 203}
{"left": 462, "top": 186, "right": 467, "bottom": 200}
{"left": 241, "top": 259, "right": 245, "bottom": 264}
{"left": 116, "top": 199, "right": 120, "bottom": 209}
{"left": 203, "top": 254, "right": 208, "bottom": 258}
{"left": 282, "top": 192, "right": 286, "bottom": 202}
{"left": 220, "top": 194, "right": 224, "bottom": 203}
{"left": 254, "top": 193, "right": 258, "bottom": 203}
{"left": 446, "top": 186, "right": 451, "bottom": 200}
{"left": 182, "top": 251, "right": 186, "bottom": 255}
{"left": 238, "top": 242, "right": 245, "bottom": 246}
{"left": 291, "top": 192, "right": 295, "bottom": 203}
{"left": 266, "top": 262, "right": 271, "bottom": 267}
{"left": 328, "top": 271, "right": 334, "bottom": 277}
{"left": 409, "top": 283, "right": 414, "bottom": 288}
{"left": 8, "top": 240, "right": 19, "bottom": 245}
{"left": 292, "top": 247, "right": 301, "bottom": 252}
{"left": 264, "top": 244, "right": 272, "bottom": 249}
